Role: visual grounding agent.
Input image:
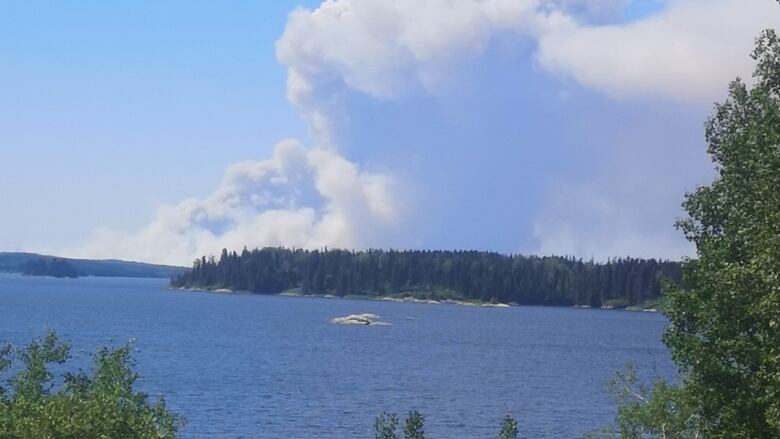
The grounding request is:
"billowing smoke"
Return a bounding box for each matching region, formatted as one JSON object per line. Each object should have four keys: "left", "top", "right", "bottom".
{"left": 75, "top": 140, "right": 397, "bottom": 266}
{"left": 72, "top": 0, "right": 780, "bottom": 264}
{"left": 276, "top": 0, "right": 549, "bottom": 146}
{"left": 278, "top": 0, "right": 779, "bottom": 132}
{"left": 273, "top": 0, "right": 779, "bottom": 260}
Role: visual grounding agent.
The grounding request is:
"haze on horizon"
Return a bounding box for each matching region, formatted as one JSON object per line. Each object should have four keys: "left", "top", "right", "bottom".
{"left": 2, "top": 0, "right": 778, "bottom": 266}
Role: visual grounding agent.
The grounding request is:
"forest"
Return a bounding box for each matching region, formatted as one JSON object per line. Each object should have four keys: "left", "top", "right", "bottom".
{"left": 0, "top": 252, "right": 186, "bottom": 278}
{"left": 21, "top": 257, "right": 79, "bottom": 279}
{"left": 171, "top": 247, "right": 682, "bottom": 308}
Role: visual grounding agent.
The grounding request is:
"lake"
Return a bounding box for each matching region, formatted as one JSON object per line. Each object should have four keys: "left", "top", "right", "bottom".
{"left": 0, "top": 274, "right": 675, "bottom": 438}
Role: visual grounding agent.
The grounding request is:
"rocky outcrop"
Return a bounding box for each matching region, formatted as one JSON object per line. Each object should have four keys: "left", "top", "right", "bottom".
{"left": 330, "top": 313, "right": 389, "bottom": 325}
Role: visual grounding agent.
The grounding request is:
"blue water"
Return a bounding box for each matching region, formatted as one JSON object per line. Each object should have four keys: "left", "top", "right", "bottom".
{"left": 0, "top": 274, "right": 675, "bottom": 438}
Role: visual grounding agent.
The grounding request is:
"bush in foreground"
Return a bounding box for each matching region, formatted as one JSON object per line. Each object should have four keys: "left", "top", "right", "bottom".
{"left": 375, "top": 412, "right": 518, "bottom": 439}
{"left": 593, "top": 18, "right": 780, "bottom": 439}
{"left": 0, "top": 331, "right": 183, "bottom": 439}
{"left": 499, "top": 414, "right": 519, "bottom": 439}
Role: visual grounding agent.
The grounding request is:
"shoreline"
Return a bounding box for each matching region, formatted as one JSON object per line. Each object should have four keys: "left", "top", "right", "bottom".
{"left": 173, "top": 286, "right": 511, "bottom": 308}
{"left": 171, "top": 286, "right": 659, "bottom": 312}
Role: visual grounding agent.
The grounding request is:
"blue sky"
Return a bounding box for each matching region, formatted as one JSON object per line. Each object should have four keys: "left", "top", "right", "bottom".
{"left": 2, "top": 0, "right": 778, "bottom": 265}
{"left": 1, "top": 1, "right": 312, "bottom": 245}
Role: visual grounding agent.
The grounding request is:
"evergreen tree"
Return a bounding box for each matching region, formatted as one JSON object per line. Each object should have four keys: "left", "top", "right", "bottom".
{"left": 172, "top": 247, "right": 681, "bottom": 308}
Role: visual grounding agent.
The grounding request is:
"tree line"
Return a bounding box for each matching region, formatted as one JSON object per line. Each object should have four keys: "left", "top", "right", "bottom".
{"left": 21, "top": 257, "right": 79, "bottom": 279}
{"left": 171, "top": 248, "right": 682, "bottom": 307}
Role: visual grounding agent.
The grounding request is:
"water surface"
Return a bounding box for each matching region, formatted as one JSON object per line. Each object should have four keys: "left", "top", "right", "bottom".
{"left": 0, "top": 274, "right": 675, "bottom": 438}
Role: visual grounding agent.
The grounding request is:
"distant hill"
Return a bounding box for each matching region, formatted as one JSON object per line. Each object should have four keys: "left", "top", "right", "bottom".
{"left": 0, "top": 252, "right": 187, "bottom": 279}
{"left": 22, "top": 257, "right": 79, "bottom": 278}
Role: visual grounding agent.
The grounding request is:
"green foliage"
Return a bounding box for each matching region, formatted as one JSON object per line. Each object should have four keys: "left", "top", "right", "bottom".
{"left": 376, "top": 412, "right": 520, "bottom": 439}
{"left": 603, "top": 23, "right": 780, "bottom": 439}
{"left": 589, "top": 362, "right": 698, "bottom": 439}
{"left": 0, "top": 345, "right": 11, "bottom": 400}
{"left": 9, "top": 331, "right": 69, "bottom": 400}
{"left": 375, "top": 412, "right": 399, "bottom": 439}
{"left": 173, "top": 247, "right": 681, "bottom": 307}
{"left": 403, "top": 411, "right": 425, "bottom": 439}
{"left": 374, "top": 411, "right": 425, "bottom": 439}
{"left": 498, "top": 414, "right": 518, "bottom": 439}
{"left": 0, "top": 331, "right": 183, "bottom": 439}
{"left": 661, "top": 27, "right": 780, "bottom": 439}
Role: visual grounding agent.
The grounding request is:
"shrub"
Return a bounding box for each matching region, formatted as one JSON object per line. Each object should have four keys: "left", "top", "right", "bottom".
{"left": 0, "top": 331, "right": 183, "bottom": 439}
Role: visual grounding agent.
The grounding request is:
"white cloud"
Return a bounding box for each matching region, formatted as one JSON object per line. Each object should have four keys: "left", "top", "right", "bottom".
{"left": 72, "top": 140, "right": 399, "bottom": 266}
{"left": 536, "top": 0, "right": 780, "bottom": 102}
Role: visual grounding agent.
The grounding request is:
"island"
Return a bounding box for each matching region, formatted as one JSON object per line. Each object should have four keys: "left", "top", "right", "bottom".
{"left": 0, "top": 252, "right": 188, "bottom": 279}
{"left": 171, "top": 247, "right": 682, "bottom": 310}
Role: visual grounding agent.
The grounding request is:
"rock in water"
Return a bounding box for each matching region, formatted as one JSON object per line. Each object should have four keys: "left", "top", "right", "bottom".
{"left": 330, "top": 313, "right": 387, "bottom": 325}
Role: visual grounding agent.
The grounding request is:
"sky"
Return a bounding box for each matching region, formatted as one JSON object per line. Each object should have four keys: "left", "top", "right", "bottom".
{"left": 1, "top": 0, "right": 778, "bottom": 266}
